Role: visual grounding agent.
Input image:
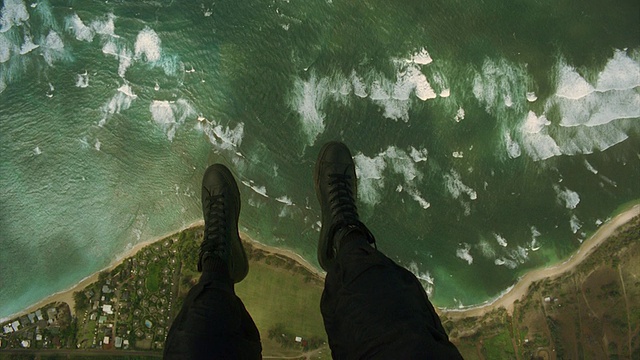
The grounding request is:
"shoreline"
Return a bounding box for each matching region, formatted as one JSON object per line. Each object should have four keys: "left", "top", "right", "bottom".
{"left": 3, "top": 203, "right": 638, "bottom": 323}
{"left": 442, "top": 203, "right": 639, "bottom": 318}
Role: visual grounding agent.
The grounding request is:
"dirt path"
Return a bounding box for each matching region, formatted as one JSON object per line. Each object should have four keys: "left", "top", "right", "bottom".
{"left": 444, "top": 204, "right": 639, "bottom": 318}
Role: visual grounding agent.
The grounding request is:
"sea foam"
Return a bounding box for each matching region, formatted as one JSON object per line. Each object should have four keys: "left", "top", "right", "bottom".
{"left": 149, "top": 99, "right": 195, "bottom": 141}
{"left": 66, "top": 13, "right": 94, "bottom": 42}
{"left": 0, "top": 0, "right": 29, "bottom": 33}
{"left": 134, "top": 27, "right": 162, "bottom": 62}
{"left": 456, "top": 243, "right": 474, "bottom": 265}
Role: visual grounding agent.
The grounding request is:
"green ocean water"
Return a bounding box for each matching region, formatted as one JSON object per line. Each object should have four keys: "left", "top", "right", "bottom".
{"left": 1, "top": 0, "right": 639, "bottom": 319}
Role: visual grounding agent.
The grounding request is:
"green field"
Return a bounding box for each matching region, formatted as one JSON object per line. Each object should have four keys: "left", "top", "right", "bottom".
{"left": 235, "top": 260, "right": 329, "bottom": 358}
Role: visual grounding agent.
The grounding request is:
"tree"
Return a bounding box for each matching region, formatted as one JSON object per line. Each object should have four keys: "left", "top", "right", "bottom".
{"left": 73, "top": 291, "right": 89, "bottom": 312}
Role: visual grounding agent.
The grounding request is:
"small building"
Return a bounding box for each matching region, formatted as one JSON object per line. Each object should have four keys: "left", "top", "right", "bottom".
{"left": 35, "top": 310, "right": 43, "bottom": 321}
{"left": 115, "top": 336, "right": 123, "bottom": 348}
{"left": 102, "top": 285, "right": 112, "bottom": 294}
{"left": 544, "top": 296, "right": 551, "bottom": 303}
{"left": 102, "top": 304, "right": 114, "bottom": 315}
{"left": 3, "top": 324, "right": 13, "bottom": 333}
{"left": 11, "top": 320, "right": 20, "bottom": 331}
{"left": 123, "top": 339, "right": 130, "bottom": 349}
{"left": 27, "top": 313, "right": 36, "bottom": 323}
{"left": 36, "top": 334, "right": 43, "bottom": 341}
{"left": 21, "top": 340, "right": 30, "bottom": 348}
{"left": 90, "top": 312, "right": 98, "bottom": 321}
{"left": 295, "top": 336, "right": 302, "bottom": 343}
{"left": 103, "top": 336, "right": 110, "bottom": 345}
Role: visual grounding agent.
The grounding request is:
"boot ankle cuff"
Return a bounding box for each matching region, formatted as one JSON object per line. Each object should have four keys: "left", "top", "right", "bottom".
{"left": 334, "top": 222, "right": 375, "bottom": 253}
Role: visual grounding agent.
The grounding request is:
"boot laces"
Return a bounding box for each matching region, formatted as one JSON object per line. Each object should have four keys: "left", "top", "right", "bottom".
{"left": 328, "top": 173, "right": 358, "bottom": 224}
{"left": 201, "top": 194, "right": 228, "bottom": 259}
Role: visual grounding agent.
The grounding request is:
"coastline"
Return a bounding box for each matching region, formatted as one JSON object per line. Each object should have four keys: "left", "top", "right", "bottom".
{"left": 442, "top": 203, "right": 640, "bottom": 318}
{"left": 4, "top": 203, "right": 638, "bottom": 324}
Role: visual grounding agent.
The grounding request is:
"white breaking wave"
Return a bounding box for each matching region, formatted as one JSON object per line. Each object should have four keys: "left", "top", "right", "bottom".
{"left": 0, "top": 0, "right": 29, "bottom": 33}
{"left": 444, "top": 170, "right": 477, "bottom": 201}
{"left": 405, "top": 261, "right": 434, "bottom": 296}
{"left": 477, "top": 239, "right": 496, "bottom": 258}
{"left": 454, "top": 107, "right": 465, "bottom": 122}
{"left": 90, "top": 13, "right": 117, "bottom": 37}
{"left": 289, "top": 73, "right": 328, "bottom": 145}
{"left": 570, "top": 214, "right": 582, "bottom": 234}
{"left": 134, "top": 27, "right": 162, "bottom": 62}
{"left": 42, "top": 31, "right": 65, "bottom": 66}
{"left": 409, "top": 146, "right": 428, "bottom": 162}
{"left": 456, "top": 243, "right": 474, "bottom": 265}
{"left": 66, "top": 13, "right": 94, "bottom": 42}
{"left": 353, "top": 151, "right": 387, "bottom": 207}
{"left": 76, "top": 72, "right": 89, "bottom": 88}
{"left": 584, "top": 159, "right": 598, "bottom": 174}
{"left": 406, "top": 187, "right": 431, "bottom": 209}
{"left": 0, "top": 33, "right": 12, "bottom": 63}
{"left": 19, "top": 33, "right": 38, "bottom": 54}
{"left": 241, "top": 180, "right": 268, "bottom": 198}
{"left": 99, "top": 84, "right": 138, "bottom": 127}
{"left": 149, "top": 99, "right": 196, "bottom": 141}
{"left": 275, "top": 196, "right": 293, "bottom": 205}
{"left": 553, "top": 185, "right": 580, "bottom": 209}
{"left": 494, "top": 233, "right": 508, "bottom": 247}
{"left": 504, "top": 131, "right": 521, "bottom": 159}
{"left": 196, "top": 116, "right": 245, "bottom": 151}
{"left": 408, "top": 47, "right": 433, "bottom": 65}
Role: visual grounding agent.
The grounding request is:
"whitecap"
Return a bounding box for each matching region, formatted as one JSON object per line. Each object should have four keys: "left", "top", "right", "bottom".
{"left": 452, "top": 151, "right": 463, "bottom": 158}
{"left": 570, "top": 214, "right": 582, "bottom": 234}
{"left": 526, "top": 91, "right": 538, "bottom": 102}
{"left": 456, "top": 243, "right": 473, "bottom": 265}
{"left": 353, "top": 152, "right": 387, "bottom": 207}
{"left": 584, "top": 159, "right": 598, "bottom": 174}
{"left": 554, "top": 185, "right": 580, "bottom": 209}
{"left": 595, "top": 49, "right": 640, "bottom": 91}
{"left": 504, "top": 131, "right": 521, "bottom": 159}
{"left": 289, "top": 72, "right": 328, "bottom": 145}
{"left": 555, "top": 62, "right": 594, "bottom": 100}
{"left": 522, "top": 111, "right": 550, "bottom": 134}
{"left": 149, "top": 98, "right": 195, "bottom": 141}
{"left": 94, "top": 139, "right": 101, "bottom": 151}
{"left": 350, "top": 71, "right": 368, "bottom": 98}
{"left": 444, "top": 170, "right": 477, "bottom": 201}
{"left": 275, "top": 196, "right": 293, "bottom": 205}
{"left": 477, "top": 239, "right": 495, "bottom": 258}
{"left": 406, "top": 187, "right": 431, "bottom": 209}
{"left": 0, "top": 0, "right": 29, "bottom": 33}
{"left": 409, "top": 47, "right": 433, "bottom": 65}
{"left": 454, "top": 107, "right": 465, "bottom": 122}
{"left": 90, "top": 13, "right": 117, "bottom": 37}
{"left": 33, "top": 146, "right": 41, "bottom": 155}
{"left": 409, "top": 146, "right": 428, "bottom": 162}
{"left": 99, "top": 84, "right": 137, "bottom": 126}
{"left": 134, "top": 27, "right": 162, "bottom": 62}
{"left": 75, "top": 72, "right": 89, "bottom": 88}
{"left": 405, "top": 261, "right": 434, "bottom": 296}
{"left": 494, "top": 233, "right": 508, "bottom": 247}
{"left": 440, "top": 88, "right": 450, "bottom": 97}
{"left": 66, "top": 13, "right": 94, "bottom": 42}
{"left": 0, "top": 33, "right": 11, "bottom": 63}
{"left": 19, "top": 34, "right": 39, "bottom": 54}
{"left": 42, "top": 31, "right": 65, "bottom": 66}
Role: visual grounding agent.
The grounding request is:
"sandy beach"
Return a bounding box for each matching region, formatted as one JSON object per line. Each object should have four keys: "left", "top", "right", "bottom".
{"left": 4, "top": 203, "right": 638, "bottom": 324}
{"left": 443, "top": 204, "right": 640, "bottom": 318}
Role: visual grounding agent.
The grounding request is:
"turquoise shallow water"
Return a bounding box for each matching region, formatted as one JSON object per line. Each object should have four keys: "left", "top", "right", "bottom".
{"left": 1, "top": 0, "right": 639, "bottom": 319}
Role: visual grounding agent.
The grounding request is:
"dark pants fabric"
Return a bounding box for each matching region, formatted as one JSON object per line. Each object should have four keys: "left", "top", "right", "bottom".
{"left": 163, "top": 271, "right": 262, "bottom": 359}
{"left": 165, "top": 236, "right": 461, "bottom": 359}
{"left": 321, "top": 235, "right": 462, "bottom": 359}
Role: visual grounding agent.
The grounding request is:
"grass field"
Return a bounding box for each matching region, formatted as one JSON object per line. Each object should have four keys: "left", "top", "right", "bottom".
{"left": 235, "top": 260, "right": 329, "bottom": 358}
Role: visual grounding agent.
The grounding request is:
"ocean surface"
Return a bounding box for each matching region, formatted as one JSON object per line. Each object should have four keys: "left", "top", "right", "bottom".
{"left": 1, "top": 0, "right": 639, "bottom": 319}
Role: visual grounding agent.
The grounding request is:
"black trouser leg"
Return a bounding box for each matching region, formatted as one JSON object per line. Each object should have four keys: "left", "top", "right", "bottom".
{"left": 164, "top": 271, "right": 262, "bottom": 359}
{"left": 321, "top": 235, "right": 462, "bottom": 359}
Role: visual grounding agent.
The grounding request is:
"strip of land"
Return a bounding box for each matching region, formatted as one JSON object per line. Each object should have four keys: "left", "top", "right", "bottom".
{"left": 6, "top": 203, "right": 639, "bottom": 324}
{"left": 444, "top": 203, "right": 640, "bottom": 318}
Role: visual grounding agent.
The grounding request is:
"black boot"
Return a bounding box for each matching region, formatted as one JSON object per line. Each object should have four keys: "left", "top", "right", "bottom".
{"left": 198, "top": 164, "right": 249, "bottom": 283}
{"left": 314, "top": 141, "right": 375, "bottom": 271}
